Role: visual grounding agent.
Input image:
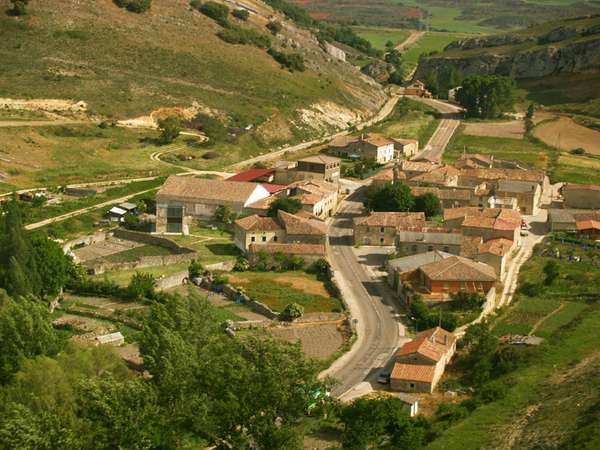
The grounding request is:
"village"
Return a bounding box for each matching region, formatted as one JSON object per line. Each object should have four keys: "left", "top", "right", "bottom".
{"left": 18, "top": 99, "right": 598, "bottom": 416}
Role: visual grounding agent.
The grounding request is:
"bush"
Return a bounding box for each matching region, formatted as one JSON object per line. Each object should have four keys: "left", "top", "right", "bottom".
{"left": 157, "top": 117, "right": 181, "bottom": 145}
{"left": 188, "top": 259, "right": 204, "bottom": 279}
{"left": 281, "top": 302, "right": 304, "bottom": 321}
{"left": 476, "top": 380, "right": 509, "bottom": 403}
{"left": 232, "top": 8, "right": 249, "bottom": 20}
{"left": 114, "top": 0, "right": 151, "bottom": 13}
{"left": 67, "top": 278, "right": 127, "bottom": 299}
{"left": 202, "top": 151, "right": 219, "bottom": 159}
{"left": 8, "top": 1, "right": 28, "bottom": 16}
{"left": 233, "top": 256, "right": 250, "bottom": 272}
{"left": 519, "top": 281, "right": 541, "bottom": 297}
{"left": 266, "top": 20, "right": 283, "bottom": 35}
{"left": 217, "top": 27, "right": 271, "bottom": 48}
{"left": 449, "top": 292, "right": 486, "bottom": 310}
{"left": 212, "top": 273, "right": 229, "bottom": 286}
{"left": 195, "top": 1, "right": 229, "bottom": 26}
{"left": 267, "top": 197, "right": 302, "bottom": 216}
{"left": 267, "top": 49, "right": 305, "bottom": 72}
{"left": 543, "top": 260, "right": 560, "bottom": 285}
{"left": 127, "top": 272, "right": 156, "bottom": 301}
{"left": 569, "top": 148, "right": 586, "bottom": 155}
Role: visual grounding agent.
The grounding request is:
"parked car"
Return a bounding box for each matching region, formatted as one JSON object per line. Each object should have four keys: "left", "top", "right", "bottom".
{"left": 377, "top": 371, "right": 390, "bottom": 384}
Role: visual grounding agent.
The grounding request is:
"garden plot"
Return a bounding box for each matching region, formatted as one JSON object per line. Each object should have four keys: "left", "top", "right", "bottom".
{"left": 463, "top": 120, "right": 525, "bottom": 140}
{"left": 271, "top": 322, "right": 345, "bottom": 360}
{"left": 534, "top": 116, "right": 600, "bottom": 154}
{"left": 72, "top": 237, "right": 143, "bottom": 262}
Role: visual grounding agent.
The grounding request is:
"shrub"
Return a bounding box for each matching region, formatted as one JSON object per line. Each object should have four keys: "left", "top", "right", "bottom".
{"left": 217, "top": 27, "right": 271, "bottom": 48}
{"left": 67, "top": 278, "right": 126, "bottom": 299}
{"left": 195, "top": 1, "right": 229, "bottom": 26}
{"left": 267, "top": 49, "right": 305, "bottom": 72}
{"left": 476, "top": 380, "right": 509, "bottom": 403}
{"left": 188, "top": 259, "right": 204, "bottom": 279}
{"left": 267, "top": 197, "right": 302, "bottom": 216}
{"left": 266, "top": 20, "right": 283, "bottom": 35}
{"left": 519, "top": 281, "right": 541, "bottom": 297}
{"left": 281, "top": 302, "right": 304, "bottom": 321}
{"left": 8, "top": 1, "right": 28, "bottom": 16}
{"left": 449, "top": 291, "right": 486, "bottom": 310}
{"left": 232, "top": 8, "right": 249, "bottom": 20}
{"left": 157, "top": 117, "right": 181, "bottom": 145}
{"left": 543, "top": 260, "right": 560, "bottom": 285}
{"left": 569, "top": 148, "right": 586, "bottom": 155}
{"left": 202, "top": 151, "right": 219, "bottom": 159}
{"left": 114, "top": 0, "right": 151, "bottom": 13}
{"left": 127, "top": 272, "right": 156, "bottom": 301}
{"left": 233, "top": 256, "right": 250, "bottom": 272}
{"left": 212, "top": 273, "right": 229, "bottom": 286}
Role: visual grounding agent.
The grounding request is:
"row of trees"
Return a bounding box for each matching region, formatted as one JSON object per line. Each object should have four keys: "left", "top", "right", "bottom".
{"left": 456, "top": 75, "right": 516, "bottom": 119}
{"left": 365, "top": 182, "right": 442, "bottom": 219}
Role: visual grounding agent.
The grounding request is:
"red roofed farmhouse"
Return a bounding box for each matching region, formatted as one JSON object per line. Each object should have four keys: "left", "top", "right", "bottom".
{"left": 391, "top": 327, "right": 456, "bottom": 393}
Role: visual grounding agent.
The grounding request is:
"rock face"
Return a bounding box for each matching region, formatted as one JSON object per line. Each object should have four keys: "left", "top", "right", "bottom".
{"left": 415, "top": 28, "right": 600, "bottom": 80}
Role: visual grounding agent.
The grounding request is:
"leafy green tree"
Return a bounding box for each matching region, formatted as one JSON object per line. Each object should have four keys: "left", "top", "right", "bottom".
{"left": 526, "top": 103, "right": 536, "bottom": 119}
{"left": 0, "top": 292, "right": 60, "bottom": 384}
{"left": 268, "top": 48, "right": 306, "bottom": 72}
{"left": 113, "top": 0, "right": 151, "bottom": 13}
{"left": 266, "top": 20, "right": 283, "bottom": 35}
{"left": 188, "top": 259, "right": 204, "bottom": 279}
{"left": 340, "top": 397, "right": 425, "bottom": 449}
{"left": 214, "top": 204, "right": 237, "bottom": 224}
{"left": 31, "top": 234, "right": 74, "bottom": 299}
{"left": 543, "top": 259, "right": 560, "bottom": 285}
{"left": 449, "top": 291, "right": 485, "bottom": 310}
{"left": 268, "top": 197, "right": 302, "bottom": 216}
{"left": 413, "top": 192, "right": 442, "bottom": 219}
{"left": 232, "top": 8, "right": 249, "bottom": 20}
{"left": 196, "top": 1, "right": 230, "bottom": 26}
{"left": 385, "top": 40, "right": 395, "bottom": 50}
{"left": 281, "top": 302, "right": 304, "bottom": 321}
{"left": 460, "top": 320, "right": 498, "bottom": 386}
{"left": 457, "top": 75, "right": 516, "bottom": 119}
{"left": 157, "top": 117, "right": 181, "bottom": 145}
{"left": 127, "top": 272, "right": 156, "bottom": 301}
{"left": 365, "top": 182, "right": 414, "bottom": 212}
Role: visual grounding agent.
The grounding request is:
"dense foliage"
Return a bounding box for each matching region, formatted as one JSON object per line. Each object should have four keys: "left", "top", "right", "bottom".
{"left": 232, "top": 8, "right": 249, "bottom": 21}
{"left": 268, "top": 49, "right": 306, "bottom": 72}
{"left": 113, "top": 0, "right": 151, "bottom": 13}
{"left": 157, "top": 117, "right": 181, "bottom": 145}
{"left": 456, "top": 75, "right": 516, "bottom": 119}
{"left": 365, "top": 182, "right": 415, "bottom": 212}
{"left": 268, "top": 196, "right": 303, "bottom": 216}
{"left": 413, "top": 192, "right": 442, "bottom": 219}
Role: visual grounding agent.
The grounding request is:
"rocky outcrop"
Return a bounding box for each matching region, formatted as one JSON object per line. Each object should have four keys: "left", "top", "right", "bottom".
{"left": 415, "top": 36, "right": 600, "bottom": 80}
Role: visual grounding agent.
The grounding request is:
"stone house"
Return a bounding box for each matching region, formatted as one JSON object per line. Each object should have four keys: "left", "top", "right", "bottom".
{"left": 410, "top": 186, "right": 472, "bottom": 209}
{"left": 327, "top": 134, "right": 395, "bottom": 164}
{"left": 353, "top": 212, "right": 426, "bottom": 246}
{"left": 390, "top": 327, "right": 456, "bottom": 393}
{"left": 403, "top": 80, "right": 433, "bottom": 98}
{"left": 155, "top": 176, "right": 271, "bottom": 234}
{"left": 233, "top": 210, "right": 326, "bottom": 252}
{"left": 458, "top": 168, "right": 549, "bottom": 197}
{"left": 287, "top": 179, "right": 339, "bottom": 219}
{"left": 547, "top": 209, "right": 600, "bottom": 232}
{"left": 392, "top": 138, "right": 419, "bottom": 159}
{"left": 561, "top": 184, "right": 600, "bottom": 209}
{"left": 407, "top": 166, "right": 460, "bottom": 188}
{"left": 495, "top": 179, "right": 541, "bottom": 215}
{"left": 395, "top": 227, "right": 479, "bottom": 257}
{"left": 399, "top": 160, "right": 439, "bottom": 180}
{"left": 443, "top": 207, "right": 522, "bottom": 243}
{"left": 387, "top": 250, "right": 453, "bottom": 295}
{"left": 476, "top": 238, "right": 516, "bottom": 280}
{"left": 295, "top": 155, "right": 341, "bottom": 184}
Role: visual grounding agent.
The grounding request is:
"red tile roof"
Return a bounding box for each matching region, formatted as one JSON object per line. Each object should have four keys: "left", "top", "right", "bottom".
{"left": 234, "top": 215, "right": 282, "bottom": 232}
{"left": 227, "top": 168, "right": 275, "bottom": 182}
{"left": 391, "top": 363, "right": 436, "bottom": 383}
{"left": 576, "top": 220, "right": 600, "bottom": 231}
{"left": 354, "top": 211, "right": 426, "bottom": 228}
{"left": 261, "top": 183, "right": 286, "bottom": 194}
{"left": 395, "top": 327, "right": 456, "bottom": 363}
{"left": 478, "top": 238, "right": 514, "bottom": 256}
{"left": 419, "top": 255, "right": 497, "bottom": 282}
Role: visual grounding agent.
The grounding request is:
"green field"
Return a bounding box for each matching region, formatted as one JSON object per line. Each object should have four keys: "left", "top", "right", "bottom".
{"left": 398, "top": 1, "right": 498, "bottom": 34}
{"left": 427, "top": 238, "right": 600, "bottom": 449}
{"left": 353, "top": 27, "right": 410, "bottom": 51}
{"left": 403, "top": 32, "right": 471, "bottom": 69}
{"left": 227, "top": 271, "right": 342, "bottom": 313}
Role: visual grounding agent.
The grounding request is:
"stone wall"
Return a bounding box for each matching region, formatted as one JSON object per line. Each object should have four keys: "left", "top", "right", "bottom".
{"left": 89, "top": 252, "right": 198, "bottom": 275}
{"left": 220, "top": 283, "right": 280, "bottom": 320}
{"left": 155, "top": 271, "right": 189, "bottom": 291}
{"left": 63, "top": 232, "right": 109, "bottom": 253}
{"left": 113, "top": 229, "right": 193, "bottom": 254}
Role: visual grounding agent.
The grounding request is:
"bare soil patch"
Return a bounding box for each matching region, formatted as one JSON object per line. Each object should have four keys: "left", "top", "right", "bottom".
{"left": 463, "top": 120, "right": 525, "bottom": 139}
{"left": 72, "top": 237, "right": 143, "bottom": 262}
{"left": 271, "top": 323, "right": 344, "bottom": 359}
{"left": 227, "top": 273, "right": 330, "bottom": 298}
{"left": 534, "top": 116, "right": 600, "bottom": 154}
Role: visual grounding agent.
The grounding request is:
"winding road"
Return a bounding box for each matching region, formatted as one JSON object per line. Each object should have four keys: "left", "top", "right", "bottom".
{"left": 323, "top": 189, "right": 409, "bottom": 399}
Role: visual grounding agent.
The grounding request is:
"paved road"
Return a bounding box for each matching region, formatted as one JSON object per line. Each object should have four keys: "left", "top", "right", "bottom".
{"left": 323, "top": 189, "right": 408, "bottom": 399}
{"left": 408, "top": 96, "right": 462, "bottom": 162}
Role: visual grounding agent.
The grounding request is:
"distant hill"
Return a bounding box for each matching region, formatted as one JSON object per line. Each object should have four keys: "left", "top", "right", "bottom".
{"left": 414, "top": 15, "right": 600, "bottom": 84}
{"left": 0, "top": 0, "right": 385, "bottom": 142}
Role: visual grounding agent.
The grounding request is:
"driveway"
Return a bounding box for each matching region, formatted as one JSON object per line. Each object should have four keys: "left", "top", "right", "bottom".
{"left": 323, "top": 189, "right": 409, "bottom": 399}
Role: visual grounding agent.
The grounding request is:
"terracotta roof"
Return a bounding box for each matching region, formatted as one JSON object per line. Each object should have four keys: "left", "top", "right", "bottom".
{"left": 227, "top": 168, "right": 274, "bottom": 182}
{"left": 246, "top": 196, "right": 276, "bottom": 211}
{"left": 329, "top": 135, "right": 359, "bottom": 148}
{"left": 157, "top": 176, "right": 264, "bottom": 204}
{"left": 419, "top": 255, "right": 496, "bottom": 282}
{"left": 391, "top": 363, "right": 436, "bottom": 383}
{"left": 291, "top": 179, "right": 338, "bottom": 195}
{"left": 412, "top": 186, "right": 474, "bottom": 201}
{"left": 248, "top": 243, "right": 325, "bottom": 256}
{"left": 292, "top": 192, "right": 322, "bottom": 206}
{"left": 576, "top": 220, "right": 600, "bottom": 231}
{"left": 371, "top": 168, "right": 406, "bottom": 182}
{"left": 363, "top": 134, "right": 395, "bottom": 147}
{"left": 443, "top": 207, "right": 521, "bottom": 230}
{"left": 234, "top": 215, "right": 282, "bottom": 232}
{"left": 459, "top": 168, "right": 545, "bottom": 183}
{"left": 298, "top": 155, "right": 340, "bottom": 165}
{"left": 354, "top": 212, "right": 426, "bottom": 228}
{"left": 393, "top": 138, "right": 418, "bottom": 146}
{"left": 411, "top": 166, "right": 459, "bottom": 184}
{"left": 460, "top": 235, "right": 483, "bottom": 259}
{"left": 388, "top": 251, "right": 454, "bottom": 273}
{"left": 260, "top": 183, "right": 286, "bottom": 194}
{"left": 478, "top": 238, "right": 514, "bottom": 256}
{"left": 277, "top": 210, "right": 326, "bottom": 235}
{"left": 400, "top": 160, "right": 438, "bottom": 173}
{"left": 394, "top": 327, "right": 456, "bottom": 365}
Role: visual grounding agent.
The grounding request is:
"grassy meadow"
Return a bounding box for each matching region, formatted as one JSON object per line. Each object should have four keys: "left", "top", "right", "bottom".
{"left": 402, "top": 32, "right": 471, "bottom": 68}
{"left": 353, "top": 27, "right": 410, "bottom": 51}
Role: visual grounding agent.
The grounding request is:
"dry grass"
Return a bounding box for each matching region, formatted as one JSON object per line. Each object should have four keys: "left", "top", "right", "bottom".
{"left": 463, "top": 120, "right": 525, "bottom": 140}
{"left": 534, "top": 116, "right": 600, "bottom": 154}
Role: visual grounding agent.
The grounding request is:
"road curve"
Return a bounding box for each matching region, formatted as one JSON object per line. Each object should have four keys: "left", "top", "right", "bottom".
{"left": 323, "top": 189, "right": 407, "bottom": 398}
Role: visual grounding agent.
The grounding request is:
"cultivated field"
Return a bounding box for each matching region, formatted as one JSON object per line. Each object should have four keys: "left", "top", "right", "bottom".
{"left": 271, "top": 322, "right": 345, "bottom": 359}
{"left": 353, "top": 27, "right": 410, "bottom": 51}
{"left": 463, "top": 120, "right": 525, "bottom": 140}
{"left": 402, "top": 31, "right": 472, "bottom": 70}
{"left": 533, "top": 116, "right": 600, "bottom": 154}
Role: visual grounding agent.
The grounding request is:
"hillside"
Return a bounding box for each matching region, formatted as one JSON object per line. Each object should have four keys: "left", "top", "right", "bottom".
{"left": 0, "top": 0, "right": 385, "bottom": 139}
{"left": 414, "top": 15, "right": 600, "bottom": 83}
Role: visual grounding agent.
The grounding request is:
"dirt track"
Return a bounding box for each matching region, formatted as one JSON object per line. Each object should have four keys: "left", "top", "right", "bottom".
{"left": 534, "top": 116, "right": 600, "bottom": 154}
{"left": 395, "top": 30, "right": 424, "bottom": 52}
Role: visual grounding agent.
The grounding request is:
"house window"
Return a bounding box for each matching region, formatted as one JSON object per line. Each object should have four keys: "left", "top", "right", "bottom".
{"left": 380, "top": 238, "right": 385, "bottom": 244}
{"left": 273, "top": 236, "right": 278, "bottom": 242}
{"left": 251, "top": 236, "right": 256, "bottom": 242}
{"left": 380, "top": 227, "right": 385, "bottom": 233}
{"left": 428, "top": 245, "right": 434, "bottom": 251}
{"left": 261, "top": 236, "right": 267, "bottom": 242}
{"left": 411, "top": 245, "right": 417, "bottom": 253}
{"left": 410, "top": 383, "right": 415, "bottom": 389}
{"left": 443, "top": 246, "right": 449, "bottom": 252}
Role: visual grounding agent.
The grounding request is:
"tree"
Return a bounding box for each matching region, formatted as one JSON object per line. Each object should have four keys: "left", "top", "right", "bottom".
{"left": 266, "top": 20, "right": 282, "bottom": 35}
{"left": 157, "top": 117, "right": 181, "bottom": 145}
{"left": 196, "top": 1, "right": 230, "bottom": 26}
{"left": 232, "top": 8, "right": 249, "bottom": 20}
{"left": 543, "top": 260, "right": 560, "bottom": 285}
{"left": 188, "top": 259, "right": 204, "bottom": 279}
{"left": 127, "top": 272, "right": 156, "bottom": 301}
{"left": 0, "top": 292, "right": 60, "bottom": 384}
{"left": 113, "top": 0, "right": 151, "bottom": 13}
{"left": 8, "top": 0, "right": 28, "bottom": 16}
{"left": 268, "top": 197, "right": 302, "bottom": 216}
{"left": 526, "top": 103, "right": 536, "bottom": 119}
{"left": 340, "top": 397, "right": 425, "bottom": 449}
{"left": 365, "top": 182, "right": 414, "bottom": 212}
{"left": 388, "top": 68, "right": 405, "bottom": 86}
{"left": 413, "top": 192, "right": 442, "bottom": 219}
{"left": 30, "top": 233, "right": 74, "bottom": 299}
{"left": 449, "top": 291, "right": 485, "bottom": 310}
{"left": 385, "top": 40, "right": 395, "bottom": 51}
{"left": 460, "top": 321, "right": 498, "bottom": 386}
{"left": 456, "top": 75, "right": 516, "bottom": 119}
{"left": 281, "top": 303, "right": 304, "bottom": 321}
{"left": 214, "top": 204, "right": 237, "bottom": 224}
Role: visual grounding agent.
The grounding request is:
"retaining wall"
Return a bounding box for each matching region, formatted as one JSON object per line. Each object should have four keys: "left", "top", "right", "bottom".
{"left": 113, "top": 229, "right": 193, "bottom": 254}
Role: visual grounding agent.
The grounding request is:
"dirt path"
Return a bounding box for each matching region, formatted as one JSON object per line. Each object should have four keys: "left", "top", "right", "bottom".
{"left": 0, "top": 119, "right": 92, "bottom": 127}
{"left": 529, "top": 302, "right": 565, "bottom": 336}
{"left": 395, "top": 30, "right": 424, "bottom": 52}
{"left": 534, "top": 116, "right": 600, "bottom": 154}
